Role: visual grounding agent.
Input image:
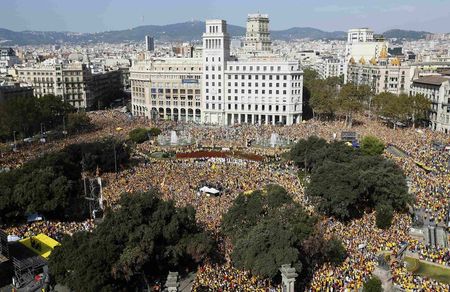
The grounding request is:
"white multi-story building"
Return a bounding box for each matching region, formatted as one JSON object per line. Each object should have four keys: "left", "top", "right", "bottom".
{"left": 245, "top": 14, "right": 271, "bottom": 53}
{"left": 131, "top": 16, "right": 303, "bottom": 126}
{"left": 347, "top": 50, "right": 412, "bottom": 95}
{"left": 0, "top": 48, "right": 20, "bottom": 75}
{"left": 345, "top": 28, "right": 388, "bottom": 82}
{"left": 347, "top": 28, "right": 374, "bottom": 43}
{"left": 314, "top": 56, "right": 345, "bottom": 79}
{"left": 16, "top": 63, "right": 122, "bottom": 109}
{"left": 410, "top": 75, "right": 450, "bottom": 133}
{"left": 202, "top": 19, "right": 303, "bottom": 125}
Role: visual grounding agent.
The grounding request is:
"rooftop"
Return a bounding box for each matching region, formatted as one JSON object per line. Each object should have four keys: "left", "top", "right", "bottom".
{"left": 413, "top": 75, "right": 450, "bottom": 86}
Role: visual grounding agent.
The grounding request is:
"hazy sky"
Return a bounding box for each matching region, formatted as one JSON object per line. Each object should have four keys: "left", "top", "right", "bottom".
{"left": 1, "top": 0, "right": 449, "bottom": 33}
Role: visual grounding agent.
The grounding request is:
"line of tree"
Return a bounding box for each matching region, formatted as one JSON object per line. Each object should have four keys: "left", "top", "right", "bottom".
{"left": 221, "top": 185, "right": 347, "bottom": 289}
{"left": 303, "top": 68, "right": 431, "bottom": 128}
{"left": 372, "top": 92, "right": 430, "bottom": 128}
{"left": 290, "top": 136, "right": 412, "bottom": 227}
{"left": 49, "top": 190, "right": 214, "bottom": 291}
{"left": 0, "top": 94, "right": 75, "bottom": 141}
{"left": 0, "top": 138, "right": 130, "bottom": 224}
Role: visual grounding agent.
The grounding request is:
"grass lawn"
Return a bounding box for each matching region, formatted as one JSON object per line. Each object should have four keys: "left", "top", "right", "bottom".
{"left": 405, "top": 257, "right": 450, "bottom": 284}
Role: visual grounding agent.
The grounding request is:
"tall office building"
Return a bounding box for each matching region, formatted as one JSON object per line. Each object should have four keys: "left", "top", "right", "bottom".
{"left": 145, "top": 36, "right": 155, "bottom": 52}
{"left": 244, "top": 14, "right": 271, "bottom": 53}
{"left": 202, "top": 20, "right": 231, "bottom": 124}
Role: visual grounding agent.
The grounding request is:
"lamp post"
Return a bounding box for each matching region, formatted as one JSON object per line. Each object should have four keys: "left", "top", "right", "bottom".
{"left": 13, "top": 131, "right": 17, "bottom": 151}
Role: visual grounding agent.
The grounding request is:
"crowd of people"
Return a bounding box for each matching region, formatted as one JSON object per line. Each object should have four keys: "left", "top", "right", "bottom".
{"left": 4, "top": 219, "right": 95, "bottom": 243}
{"left": 1, "top": 109, "right": 449, "bottom": 291}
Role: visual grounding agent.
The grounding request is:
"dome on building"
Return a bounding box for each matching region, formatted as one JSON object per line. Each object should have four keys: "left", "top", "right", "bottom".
{"left": 370, "top": 57, "right": 377, "bottom": 65}
{"left": 349, "top": 57, "right": 356, "bottom": 64}
{"left": 359, "top": 56, "right": 366, "bottom": 64}
{"left": 391, "top": 57, "right": 401, "bottom": 66}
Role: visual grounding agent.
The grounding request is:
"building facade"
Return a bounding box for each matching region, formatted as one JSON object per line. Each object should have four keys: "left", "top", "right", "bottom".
{"left": 130, "top": 16, "right": 303, "bottom": 126}
{"left": 17, "top": 63, "right": 122, "bottom": 110}
{"left": 410, "top": 75, "right": 450, "bottom": 133}
{"left": 245, "top": 14, "right": 271, "bottom": 53}
{"left": 314, "top": 56, "right": 345, "bottom": 79}
{"left": 0, "top": 48, "right": 20, "bottom": 75}
{"left": 345, "top": 28, "right": 388, "bottom": 82}
{"left": 145, "top": 36, "right": 155, "bottom": 52}
{"left": 347, "top": 56, "right": 412, "bottom": 95}
{"left": 130, "top": 58, "right": 202, "bottom": 122}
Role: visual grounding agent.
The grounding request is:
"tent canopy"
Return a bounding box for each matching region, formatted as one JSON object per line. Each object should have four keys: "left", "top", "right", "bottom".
{"left": 199, "top": 186, "right": 220, "bottom": 194}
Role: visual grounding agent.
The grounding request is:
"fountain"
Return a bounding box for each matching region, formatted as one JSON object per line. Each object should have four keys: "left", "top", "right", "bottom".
{"left": 253, "top": 132, "right": 293, "bottom": 148}
{"left": 170, "top": 131, "right": 178, "bottom": 145}
{"left": 157, "top": 130, "right": 194, "bottom": 146}
{"left": 270, "top": 133, "right": 278, "bottom": 148}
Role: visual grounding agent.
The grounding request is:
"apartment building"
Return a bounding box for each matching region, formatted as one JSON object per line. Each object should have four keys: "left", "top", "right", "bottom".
{"left": 410, "top": 75, "right": 450, "bottom": 133}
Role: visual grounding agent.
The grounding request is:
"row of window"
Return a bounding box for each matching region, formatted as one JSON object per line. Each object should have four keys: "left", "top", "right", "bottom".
{"left": 227, "top": 82, "right": 289, "bottom": 88}
{"left": 151, "top": 101, "right": 200, "bottom": 107}
{"left": 151, "top": 95, "right": 201, "bottom": 100}
{"left": 150, "top": 88, "right": 201, "bottom": 94}
{"left": 205, "top": 103, "right": 288, "bottom": 112}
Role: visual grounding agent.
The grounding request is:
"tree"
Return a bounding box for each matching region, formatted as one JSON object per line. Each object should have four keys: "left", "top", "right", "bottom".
{"left": 302, "top": 68, "right": 320, "bottom": 120}
{"left": 372, "top": 93, "right": 410, "bottom": 129}
{"left": 0, "top": 94, "right": 73, "bottom": 141}
{"left": 308, "top": 160, "right": 364, "bottom": 220}
{"left": 66, "top": 112, "right": 93, "bottom": 133}
{"left": 80, "top": 138, "right": 130, "bottom": 172}
{"left": 290, "top": 136, "right": 327, "bottom": 170}
{"left": 363, "top": 276, "right": 382, "bottom": 292}
{"left": 129, "top": 128, "right": 150, "bottom": 144}
{"left": 305, "top": 144, "right": 411, "bottom": 221}
{"left": 322, "top": 237, "right": 347, "bottom": 265}
{"left": 49, "top": 191, "right": 213, "bottom": 291}
{"left": 309, "top": 80, "right": 338, "bottom": 120}
{"left": 290, "top": 137, "right": 356, "bottom": 173}
{"left": 148, "top": 127, "right": 162, "bottom": 137}
{"left": 375, "top": 204, "right": 394, "bottom": 229}
{"left": 0, "top": 138, "right": 131, "bottom": 223}
{"left": 223, "top": 185, "right": 317, "bottom": 280}
{"left": 409, "top": 93, "right": 431, "bottom": 127}
{"left": 336, "top": 84, "right": 371, "bottom": 127}
{"left": 0, "top": 95, "right": 40, "bottom": 138}
{"left": 37, "top": 94, "right": 74, "bottom": 129}
{"left": 13, "top": 167, "right": 72, "bottom": 216}
{"left": 360, "top": 135, "right": 385, "bottom": 156}
{"left": 232, "top": 218, "right": 301, "bottom": 279}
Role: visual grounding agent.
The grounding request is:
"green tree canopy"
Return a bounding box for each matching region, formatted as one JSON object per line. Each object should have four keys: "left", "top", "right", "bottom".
{"left": 49, "top": 191, "right": 213, "bottom": 291}
{"left": 360, "top": 135, "right": 385, "bottom": 156}
{"left": 307, "top": 153, "right": 411, "bottom": 221}
{"left": 336, "top": 84, "right": 371, "bottom": 127}
{"left": 0, "top": 94, "right": 74, "bottom": 141}
{"left": 363, "top": 276, "right": 383, "bottom": 292}
{"left": 148, "top": 127, "right": 162, "bottom": 137}
{"left": 66, "top": 112, "right": 93, "bottom": 133}
{"left": 0, "top": 139, "right": 130, "bottom": 223}
{"left": 222, "top": 185, "right": 334, "bottom": 280}
{"left": 129, "top": 128, "right": 150, "bottom": 144}
{"left": 375, "top": 204, "right": 394, "bottom": 229}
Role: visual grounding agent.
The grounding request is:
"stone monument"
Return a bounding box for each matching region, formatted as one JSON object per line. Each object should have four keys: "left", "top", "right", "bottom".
{"left": 280, "top": 264, "right": 298, "bottom": 292}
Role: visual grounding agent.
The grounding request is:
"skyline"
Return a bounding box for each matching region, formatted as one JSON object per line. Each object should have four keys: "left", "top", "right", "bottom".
{"left": 1, "top": 0, "right": 449, "bottom": 34}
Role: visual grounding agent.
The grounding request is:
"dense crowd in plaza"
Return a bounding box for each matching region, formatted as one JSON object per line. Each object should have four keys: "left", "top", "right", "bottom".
{"left": 1, "top": 109, "right": 449, "bottom": 291}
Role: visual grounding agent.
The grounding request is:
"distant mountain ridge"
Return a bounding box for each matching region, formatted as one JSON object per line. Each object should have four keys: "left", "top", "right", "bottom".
{"left": 0, "top": 21, "right": 436, "bottom": 46}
